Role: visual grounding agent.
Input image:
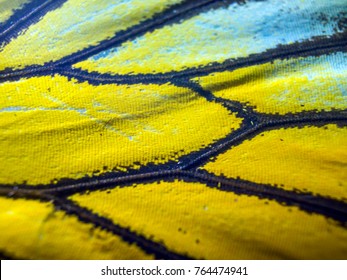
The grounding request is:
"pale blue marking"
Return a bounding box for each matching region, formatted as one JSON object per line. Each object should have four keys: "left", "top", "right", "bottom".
{"left": 39, "top": 93, "right": 134, "bottom": 140}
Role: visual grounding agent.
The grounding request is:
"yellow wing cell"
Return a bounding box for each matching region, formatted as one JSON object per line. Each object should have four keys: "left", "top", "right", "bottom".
{"left": 193, "top": 53, "right": 347, "bottom": 114}
{"left": 71, "top": 180, "right": 347, "bottom": 259}
{"left": 0, "top": 0, "right": 30, "bottom": 24}
{"left": 0, "top": 0, "right": 183, "bottom": 71}
{"left": 0, "top": 196, "right": 151, "bottom": 259}
{"left": 0, "top": 75, "right": 241, "bottom": 185}
{"left": 203, "top": 125, "right": 347, "bottom": 201}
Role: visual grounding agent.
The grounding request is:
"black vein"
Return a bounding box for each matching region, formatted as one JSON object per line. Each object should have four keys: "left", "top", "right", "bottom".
{"left": 0, "top": 0, "right": 68, "bottom": 43}
{"left": 53, "top": 197, "right": 193, "bottom": 260}
{"left": 0, "top": 250, "right": 15, "bottom": 260}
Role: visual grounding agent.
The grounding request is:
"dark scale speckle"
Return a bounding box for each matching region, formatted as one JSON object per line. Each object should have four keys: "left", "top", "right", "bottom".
{"left": 316, "top": 12, "right": 329, "bottom": 26}
{"left": 338, "top": 16, "right": 347, "bottom": 31}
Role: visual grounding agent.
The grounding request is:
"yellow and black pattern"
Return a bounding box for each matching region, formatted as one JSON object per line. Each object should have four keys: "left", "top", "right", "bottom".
{"left": 0, "top": 0, "right": 346, "bottom": 259}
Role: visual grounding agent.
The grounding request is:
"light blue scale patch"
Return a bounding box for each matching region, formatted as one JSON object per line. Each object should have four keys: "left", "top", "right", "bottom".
{"left": 326, "top": 53, "right": 347, "bottom": 97}
{"left": 85, "top": 0, "right": 347, "bottom": 73}
{"left": 298, "top": 52, "right": 347, "bottom": 95}
{"left": 269, "top": 52, "right": 347, "bottom": 104}
{"left": 278, "top": 52, "right": 347, "bottom": 81}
